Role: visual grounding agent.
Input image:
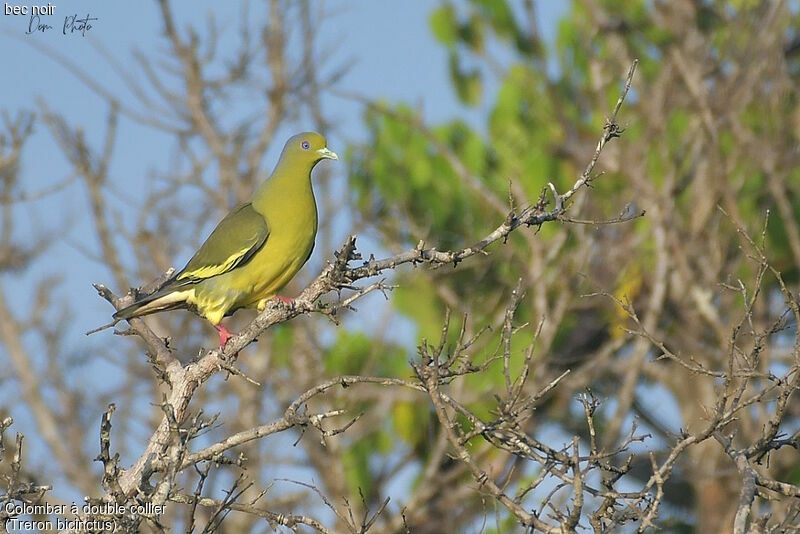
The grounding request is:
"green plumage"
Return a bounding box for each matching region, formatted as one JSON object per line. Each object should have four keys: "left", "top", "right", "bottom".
{"left": 112, "top": 132, "right": 337, "bottom": 332}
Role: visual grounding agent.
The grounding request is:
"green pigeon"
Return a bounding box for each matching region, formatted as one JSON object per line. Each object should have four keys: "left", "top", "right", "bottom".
{"left": 109, "top": 132, "right": 337, "bottom": 346}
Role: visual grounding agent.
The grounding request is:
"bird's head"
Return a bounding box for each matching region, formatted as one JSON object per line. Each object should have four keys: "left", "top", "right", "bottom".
{"left": 281, "top": 132, "right": 338, "bottom": 169}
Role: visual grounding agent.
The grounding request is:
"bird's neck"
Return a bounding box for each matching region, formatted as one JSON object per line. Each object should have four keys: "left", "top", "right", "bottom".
{"left": 252, "top": 158, "right": 316, "bottom": 215}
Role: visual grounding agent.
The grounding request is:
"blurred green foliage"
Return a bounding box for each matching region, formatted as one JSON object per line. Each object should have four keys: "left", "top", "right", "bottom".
{"left": 310, "top": 0, "right": 800, "bottom": 525}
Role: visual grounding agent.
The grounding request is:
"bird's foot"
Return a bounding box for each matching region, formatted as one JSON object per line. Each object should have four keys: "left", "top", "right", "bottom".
{"left": 214, "top": 323, "right": 236, "bottom": 347}
{"left": 272, "top": 295, "right": 294, "bottom": 307}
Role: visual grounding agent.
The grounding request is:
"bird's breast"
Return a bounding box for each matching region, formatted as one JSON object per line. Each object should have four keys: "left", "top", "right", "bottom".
{"left": 239, "top": 194, "right": 318, "bottom": 303}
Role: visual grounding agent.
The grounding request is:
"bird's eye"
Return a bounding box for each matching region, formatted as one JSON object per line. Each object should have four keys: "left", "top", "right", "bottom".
{"left": 301, "top": 140, "right": 310, "bottom": 150}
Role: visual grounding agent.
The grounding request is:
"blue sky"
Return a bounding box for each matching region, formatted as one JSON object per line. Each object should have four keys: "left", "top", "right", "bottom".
{"left": 0, "top": 0, "right": 566, "bottom": 341}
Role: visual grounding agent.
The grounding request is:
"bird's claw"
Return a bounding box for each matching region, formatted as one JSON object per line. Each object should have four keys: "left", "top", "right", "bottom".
{"left": 214, "top": 323, "right": 235, "bottom": 347}
{"left": 272, "top": 295, "right": 295, "bottom": 309}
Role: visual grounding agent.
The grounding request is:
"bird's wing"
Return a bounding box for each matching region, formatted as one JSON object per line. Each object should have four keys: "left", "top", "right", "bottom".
{"left": 176, "top": 202, "right": 270, "bottom": 282}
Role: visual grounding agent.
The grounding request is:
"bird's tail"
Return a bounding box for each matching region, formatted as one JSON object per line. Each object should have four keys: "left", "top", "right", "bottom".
{"left": 113, "top": 288, "right": 192, "bottom": 321}
{"left": 86, "top": 287, "right": 192, "bottom": 336}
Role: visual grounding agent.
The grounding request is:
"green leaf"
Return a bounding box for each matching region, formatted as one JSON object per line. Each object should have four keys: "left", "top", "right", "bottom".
{"left": 448, "top": 51, "right": 482, "bottom": 105}
{"left": 430, "top": 3, "right": 458, "bottom": 47}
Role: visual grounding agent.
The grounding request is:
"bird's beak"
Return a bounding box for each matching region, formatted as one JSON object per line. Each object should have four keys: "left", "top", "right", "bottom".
{"left": 317, "top": 147, "right": 339, "bottom": 161}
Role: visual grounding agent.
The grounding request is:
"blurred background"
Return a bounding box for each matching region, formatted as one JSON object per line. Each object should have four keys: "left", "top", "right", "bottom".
{"left": 1, "top": 1, "right": 799, "bottom": 532}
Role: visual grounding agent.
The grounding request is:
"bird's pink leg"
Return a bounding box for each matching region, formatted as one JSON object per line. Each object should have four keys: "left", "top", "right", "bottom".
{"left": 214, "top": 323, "right": 235, "bottom": 347}
{"left": 272, "top": 295, "right": 294, "bottom": 305}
